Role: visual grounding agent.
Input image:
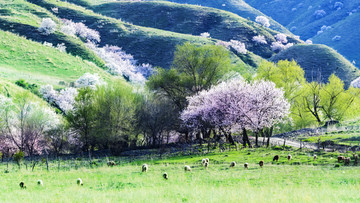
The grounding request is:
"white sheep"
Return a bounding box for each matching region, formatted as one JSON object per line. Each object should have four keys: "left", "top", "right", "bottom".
{"left": 142, "top": 164, "right": 148, "bottom": 172}
{"left": 205, "top": 158, "right": 209, "bottom": 163}
{"left": 77, "top": 178, "right": 83, "bottom": 186}
{"left": 204, "top": 162, "right": 209, "bottom": 169}
{"left": 287, "top": 154, "right": 292, "bottom": 161}
{"left": 244, "top": 163, "right": 248, "bottom": 169}
{"left": 201, "top": 159, "right": 206, "bottom": 165}
{"left": 184, "top": 165, "right": 192, "bottom": 172}
{"left": 313, "top": 154, "right": 317, "bottom": 161}
{"left": 230, "top": 161, "right": 236, "bottom": 168}
{"left": 37, "top": 180, "right": 43, "bottom": 186}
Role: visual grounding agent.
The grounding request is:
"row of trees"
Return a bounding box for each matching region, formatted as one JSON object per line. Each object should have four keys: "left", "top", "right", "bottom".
{"left": 256, "top": 60, "right": 360, "bottom": 128}
{"left": 2, "top": 42, "right": 360, "bottom": 157}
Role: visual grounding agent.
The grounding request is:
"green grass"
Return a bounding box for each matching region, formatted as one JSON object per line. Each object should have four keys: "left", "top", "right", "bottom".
{"left": 301, "top": 133, "right": 360, "bottom": 146}
{"left": 2, "top": 148, "right": 360, "bottom": 202}
{"left": 0, "top": 0, "right": 106, "bottom": 68}
{"left": 0, "top": 30, "right": 113, "bottom": 88}
{"left": 270, "top": 44, "right": 360, "bottom": 87}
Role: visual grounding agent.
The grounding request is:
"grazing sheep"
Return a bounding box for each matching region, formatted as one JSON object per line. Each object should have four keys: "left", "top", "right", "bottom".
{"left": 287, "top": 154, "right": 292, "bottom": 161}
{"left": 345, "top": 157, "right": 351, "bottom": 166}
{"left": 201, "top": 159, "right": 206, "bottom": 165}
{"left": 77, "top": 178, "right": 83, "bottom": 186}
{"left": 184, "top": 165, "right": 192, "bottom": 172}
{"left": 142, "top": 164, "right": 148, "bottom": 172}
{"left": 337, "top": 156, "right": 345, "bottom": 163}
{"left": 259, "top": 160, "right": 264, "bottom": 168}
{"left": 19, "top": 182, "right": 26, "bottom": 189}
{"left": 37, "top": 180, "right": 43, "bottom": 186}
{"left": 107, "top": 161, "right": 116, "bottom": 167}
{"left": 205, "top": 158, "right": 209, "bottom": 163}
{"left": 313, "top": 154, "right": 317, "bottom": 161}
{"left": 204, "top": 162, "right": 209, "bottom": 169}
{"left": 230, "top": 161, "right": 236, "bottom": 168}
{"left": 273, "top": 155, "right": 279, "bottom": 162}
{"left": 353, "top": 154, "right": 358, "bottom": 164}
{"left": 244, "top": 163, "right": 248, "bottom": 169}
{"left": 163, "top": 172, "right": 168, "bottom": 180}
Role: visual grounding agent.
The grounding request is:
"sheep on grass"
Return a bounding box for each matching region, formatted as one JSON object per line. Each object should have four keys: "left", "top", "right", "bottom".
{"left": 142, "top": 164, "right": 148, "bottom": 172}
{"left": 287, "top": 154, "right": 292, "bottom": 161}
{"left": 204, "top": 162, "right": 209, "bottom": 169}
{"left": 205, "top": 158, "right": 209, "bottom": 163}
{"left": 107, "top": 161, "right": 116, "bottom": 167}
{"left": 201, "top": 159, "right": 206, "bottom": 165}
{"left": 230, "top": 161, "right": 236, "bottom": 168}
{"left": 259, "top": 160, "right": 264, "bottom": 168}
{"left": 184, "top": 165, "right": 192, "bottom": 172}
{"left": 19, "top": 182, "right": 26, "bottom": 189}
{"left": 344, "top": 157, "right": 351, "bottom": 166}
{"left": 244, "top": 163, "right": 248, "bottom": 169}
{"left": 337, "top": 156, "right": 345, "bottom": 163}
{"left": 273, "top": 155, "right": 279, "bottom": 162}
{"left": 37, "top": 180, "right": 43, "bottom": 186}
{"left": 313, "top": 154, "right": 317, "bottom": 161}
{"left": 353, "top": 154, "right": 358, "bottom": 164}
{"left": 77, "top": 178, "right": 83, "bottom": 186}
{"left": 163, "top": 172, "right": 168, "bottom": 180}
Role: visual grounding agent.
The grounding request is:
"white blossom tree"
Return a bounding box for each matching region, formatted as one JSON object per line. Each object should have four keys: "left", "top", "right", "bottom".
{"left": 255, "top": 16, "right": 270, "bottom": 27}
{"left": 38, "top": 18, "right": 57, "bottom": 35}
{"left": 252, "top": 35, "right": 267, "bottom": 44}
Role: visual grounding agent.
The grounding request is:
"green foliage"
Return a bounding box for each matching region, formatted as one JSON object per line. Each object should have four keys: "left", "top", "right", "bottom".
{"left": 271, "top": 44, "right": 360, "bottom": 87}
{"left": 13, "top": 151, "right": 24, "bottom": 165}
{"left": 15, "top": 79, "right": 40, "bottom": 96}
{"left": 148, "top": 42, "right": 232, "bottom": 110}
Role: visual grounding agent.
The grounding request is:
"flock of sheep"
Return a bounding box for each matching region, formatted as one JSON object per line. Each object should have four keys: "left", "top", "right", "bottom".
{"left": 17, "top": 153, "right": 357, "bottom": 188}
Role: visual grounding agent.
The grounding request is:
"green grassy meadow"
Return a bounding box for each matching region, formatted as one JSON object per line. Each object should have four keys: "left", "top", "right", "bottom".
{"left": 2, "top": 147, "right": 360, "bottom": 202}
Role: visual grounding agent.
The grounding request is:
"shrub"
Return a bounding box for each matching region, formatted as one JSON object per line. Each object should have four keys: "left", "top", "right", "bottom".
{"left": 13, "top": 151, "right": 24, "bottom": 166}
{"left": 38, "top": 18, "right": 57, "bottom": 35}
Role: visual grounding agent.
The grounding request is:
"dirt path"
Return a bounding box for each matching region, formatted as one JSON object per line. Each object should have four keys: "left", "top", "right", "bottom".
{"left": 250, "top": 137, "right": 332, "bottom": 151}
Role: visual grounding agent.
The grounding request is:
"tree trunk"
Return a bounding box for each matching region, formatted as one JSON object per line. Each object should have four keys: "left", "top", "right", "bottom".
{"left": 255, "top": 131, "right": 259, "bottom": 147}
{"left": 242, "top": 128, "right": 251, "bottom": 148}
{"left": 266, "top": 127, "right": 273, "bottom": 147}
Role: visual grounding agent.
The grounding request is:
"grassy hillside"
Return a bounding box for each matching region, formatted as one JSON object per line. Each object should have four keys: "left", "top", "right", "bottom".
{"left": 0, "top": 0, "right": 106, "bottom": 68}
{"left": 244, "top": 0, "right": 360, "bottom": 66}
{"left": 27, "top": 0, "right": 263, "bottom": 71}
{"left": 270, "top": 44, "right": 360, "bottom": 87}
{"left": 0, "top": 30, "right": 113, "bottom": 88}
{"left": 93, "top": 1, "right": 301, "bottom": 59}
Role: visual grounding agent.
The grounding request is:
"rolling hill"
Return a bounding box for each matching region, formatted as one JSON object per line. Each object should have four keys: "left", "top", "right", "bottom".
{"left": 93, "top": 1, "right": 300, "bottom": 59}
{"left": 244, "top": 0, "right": 360, "bottom": 66}
{"left": 270, "top": 44, "right": 360, "bottom": 87}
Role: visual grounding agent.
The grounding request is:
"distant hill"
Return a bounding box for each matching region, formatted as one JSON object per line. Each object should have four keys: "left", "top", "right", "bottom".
{"left": 270, "top": 44, "right": 360, "bottom": 87}
{"left": 93, "top": 1, "right": 300, "bottom": 59}
{"left": 244, "top": 0, "right": 360, "bottom": 66}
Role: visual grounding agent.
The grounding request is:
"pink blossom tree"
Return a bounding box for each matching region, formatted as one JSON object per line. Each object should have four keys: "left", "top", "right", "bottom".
{"left": 181, "top": 79, "right": 290, "bottom": 147}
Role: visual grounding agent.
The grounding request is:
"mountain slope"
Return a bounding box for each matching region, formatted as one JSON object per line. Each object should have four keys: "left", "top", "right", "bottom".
{"left": 0, "top": 30, "right": 113, "bottom": 88}
{"left": 244, "top": 0, "right": 360, "bottom": 65}
{"left": 27, "top": 0, "right": 263, "bottom": 71}
{"left": 270, "top": 44, "right": 360, "bottom": 87}
{"left": 0, "top": 0, "right": 106, "bottom": 68}
{"left": 93, "top": 1, "right": 300, "bottom": 59}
